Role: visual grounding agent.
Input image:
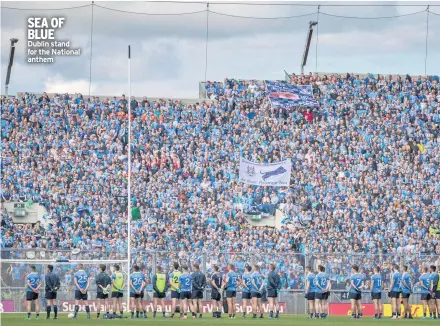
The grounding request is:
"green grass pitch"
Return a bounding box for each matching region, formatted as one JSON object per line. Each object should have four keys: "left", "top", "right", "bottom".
{"left": 0, "top": 314, "right": 429, "bottom": 326}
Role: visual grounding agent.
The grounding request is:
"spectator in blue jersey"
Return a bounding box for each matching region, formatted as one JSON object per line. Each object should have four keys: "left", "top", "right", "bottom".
{"left": 389, "top": 264, "right": 402, "bottom": 319}
{"left": 240, "top": 265, "right": 253, "bottom": 318}
{"left": 178, "top": 265, "right": 192, "bottom": 319}
{"left": 130, "top": 265, "right": 146, "bottom": 319}
{"left": 224, "top": 264, "right": 238, "bottom": 319}
{"left": 25, "top": 265, "right": 41, "bottom": 320}
{"left": 305, "top": 266, "right": 316, "bottom": 318}
{"left": 370, "top": 266, "right": 384, "bottom": 319}
{"left": 250, "top": 265, "right": 264, "bottom": 319}
{"left": 419, "top": 266, "right": 432, "bottom": 319}
{"left": 349, "top": 265, "right": 364, "bottom": 319}
{"left": 401, "top": 265, "right": 413, "bottom": 319}
{"left": 73, "top": 264, "right": 91, "bottom": 319}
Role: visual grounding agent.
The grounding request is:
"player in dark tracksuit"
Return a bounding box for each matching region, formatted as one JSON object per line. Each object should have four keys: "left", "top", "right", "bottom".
{"left": 267, "top": 263, "right": 281, "bottom": 319}
{"left": 210, "top": 265, "right": 223, "bottom": 318}
{"left": 45, "top": 265, "right": 61, "bottom": 320}
{"left": 191, "top": 263, "right": 207, "bottom": 319}
{"left": 96, "top": 265, "right": 112, "bottom": 319}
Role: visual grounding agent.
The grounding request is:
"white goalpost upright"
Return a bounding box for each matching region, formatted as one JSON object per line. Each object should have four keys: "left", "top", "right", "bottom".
{"left": 126, "top": 44, "right": 132, "bottom": 311}
{"left": 0, "top": 46, "right": 134, "bottom": 314}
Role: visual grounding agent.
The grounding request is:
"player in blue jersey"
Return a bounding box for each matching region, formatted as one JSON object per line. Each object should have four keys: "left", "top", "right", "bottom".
{"left": 25, "top": 265, "right": 41, "bottom": 320}
{"left": 73, "top": 264, "right": 91, "bottom": 319}
{"left": 370, "top": 266, "right": 384, "bottom": 319}
{"left": 419, "top": 266, "right": 432, "bottom": 319}
{"left": 314, "top": 265, "right": 330, "bottom": 319}
{"left": 305, "top": 266, "right": 316, "bottom": 318}
{"left": 401, "top": 265, "right": 413, "bottom": 319}
{"left": 130, "top": 265, "right": 146, "bottom": 319}
{"left": 224, "top": 264, "right": 239, "bottom": 319}
{"left": 429, "top": 265, "right": 438, "bottom": 319}
{"left": 389, "top": 264, "right": 402, "bottom": 319}
{"left": 349, "top": 265, "right": 364, "bottom": 319}
{"left": 241, "top": 265, "right": 253, "bottom": 318}
{"left": 179, "top": 265, "right": 193, "bottom": 319}
{"left": 251, "top": 265, "right": 264, "bottom": 319}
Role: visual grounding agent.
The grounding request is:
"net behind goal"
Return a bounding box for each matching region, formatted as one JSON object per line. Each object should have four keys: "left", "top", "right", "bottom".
{"left": 1, "top": 259, "right": 128, "bottom": 313}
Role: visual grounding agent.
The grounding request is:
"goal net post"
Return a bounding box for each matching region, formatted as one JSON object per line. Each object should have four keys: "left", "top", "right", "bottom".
{"left": 1, "top": 259, "right": 128, "bottom": 313}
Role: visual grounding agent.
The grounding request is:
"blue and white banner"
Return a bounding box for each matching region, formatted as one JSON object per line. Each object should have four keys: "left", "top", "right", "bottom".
{"left": 239, "top": 157, "right": 291, "bottom": 187}
{"left": 265, "top": 80, "right": 318, "bottom": 108}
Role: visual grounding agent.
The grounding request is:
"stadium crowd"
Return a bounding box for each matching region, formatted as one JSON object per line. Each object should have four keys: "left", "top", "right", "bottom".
{"left": 1, "top": 72, "right": 440, "bottom": 289}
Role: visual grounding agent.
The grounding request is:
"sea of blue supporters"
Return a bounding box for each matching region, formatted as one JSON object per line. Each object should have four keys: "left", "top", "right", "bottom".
{"left": 1, "top": 72, "right": 439, "bottom": 290}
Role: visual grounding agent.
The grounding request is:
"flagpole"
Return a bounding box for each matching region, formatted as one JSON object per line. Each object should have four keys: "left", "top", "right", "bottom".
{"left": 264, "top": 80, "right": 274, "bottom": 109}
{"left": 126, "top": 44, "right": 132, "bottom": 312}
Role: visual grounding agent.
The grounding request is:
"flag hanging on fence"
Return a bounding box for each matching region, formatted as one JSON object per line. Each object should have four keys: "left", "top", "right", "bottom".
{"left": 239, "top": 157, "right": 291, "bottom": 187}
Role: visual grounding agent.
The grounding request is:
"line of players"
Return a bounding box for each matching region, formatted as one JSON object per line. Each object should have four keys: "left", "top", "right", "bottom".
{"left": 305, "top": 264, "right": 440, "bottom": 320}
{"left": 24, "top": 264, "right": 126, "bottom": 320}
{"left": 131, "top": 262, "right": 282, "bottom": 319}
{"left": 24, "top": 262, "right": 282, "bottom": 320}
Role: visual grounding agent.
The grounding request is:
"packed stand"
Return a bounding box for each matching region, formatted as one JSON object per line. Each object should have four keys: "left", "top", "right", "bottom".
{"left": 1, "top": 72, "right": 440, "bottom": 290}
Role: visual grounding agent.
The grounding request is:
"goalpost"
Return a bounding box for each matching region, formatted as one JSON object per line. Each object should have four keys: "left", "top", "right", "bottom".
{"left": 1, "top": 45, "right": 134, "bottom": 314}
{"left": 126, "top": 44, "right": 132, "bottom": 312}
{"left": 0, "top": 258, "right": 129, "bottom": 313}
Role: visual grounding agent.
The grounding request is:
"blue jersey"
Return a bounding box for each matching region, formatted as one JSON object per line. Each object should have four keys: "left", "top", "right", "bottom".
{"left": 371, "top": 274, "right": 383, "bottom": 293}
{"left": 130, "top": 272, "right": 145, "bottom": 293}
{"left": 306, "top": 273, "right": 317, "bottom": 293}
{"left": 226, "top": 271, "right": 238, "bottom": 291}
{"left": 430, "top": 273, "right": 437, "bottom": 290}
{"left": 251, "top": 272, "right": 263, "bottom": 293}
{"left": 350, "top": 273, "right": 364, "bottom": 294}
{"left": 74, "top": 270, "right": 89, "bottom": 290}
{"left": 179, "top": 273, "right": 192, "bottom": 292}
{"left": 314, "top": 272, "right": 329, "bottom": 294}
{"left": 391, "top": 272, "right": 402, "bottom": 292}
{"left": 242, "top": 273, "right": 252, "bottom": 293}
{"left": 419, "top": 273, "right": 431, "bottom": 294}
{"left": 401, "top": 272, "right": 412, "bottom": 294}
{"left": 26, "top": 272, "right": 41, "bottom": 292}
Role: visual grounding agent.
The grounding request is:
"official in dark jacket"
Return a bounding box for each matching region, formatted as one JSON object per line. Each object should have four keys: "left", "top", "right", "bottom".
{"left": 45, "top": 264, "right": 61, "bottom": 319}
{"left": 267, "top": 263, "right": 281, "bottom": 318}
{"left": 191, "top": 263, "right": 207, "bottom": 318}
{"left": 96, "top": 265, "right": 112, "bottom": 319}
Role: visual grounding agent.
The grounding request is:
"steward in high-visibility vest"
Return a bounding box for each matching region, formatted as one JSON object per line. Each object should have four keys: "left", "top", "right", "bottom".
{"left": 436, "top": 271, "right": 440, "bottom": 292}
{"left": 152, "top": 266, "right": 169, "bottom": 318}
